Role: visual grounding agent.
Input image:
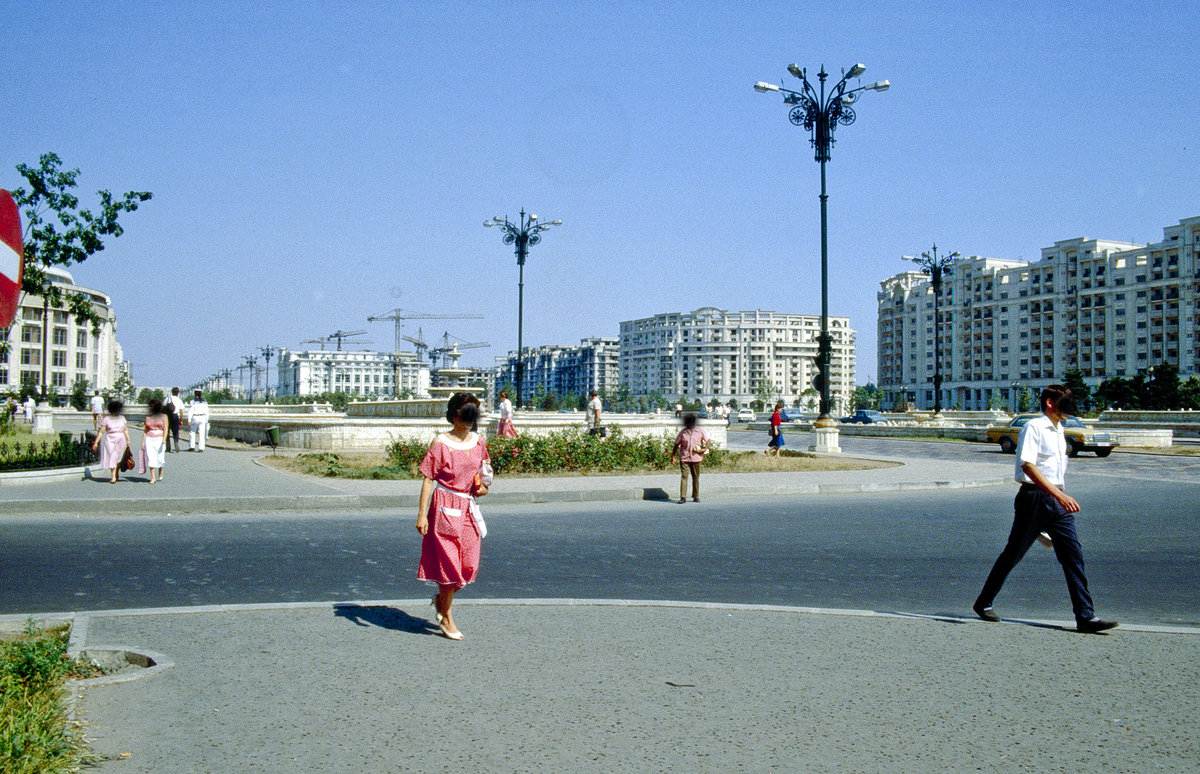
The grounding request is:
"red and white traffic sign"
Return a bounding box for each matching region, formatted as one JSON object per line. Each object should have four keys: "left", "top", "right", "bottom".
{"left": 0, "top": 189, "right": 22, "bottom": 328}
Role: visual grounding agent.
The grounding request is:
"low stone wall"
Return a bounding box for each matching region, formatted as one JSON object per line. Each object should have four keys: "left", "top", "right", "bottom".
{"left": 751, "top": 421, "right": 1171, "bottom": 448}
{"left": 1098, "top": 410, "right": 1200, "bottom": 438}
{"left": 208, "top": 412, "right": 727, "bottom": 452}
{"left": 345, "top": 399, "right": 448, "bottom": 418}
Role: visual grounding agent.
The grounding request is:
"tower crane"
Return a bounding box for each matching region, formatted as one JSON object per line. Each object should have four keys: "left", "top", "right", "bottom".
{"left": 300, "top": 338, "right": 326, "bottom": 350}
{"left": 402, "top": 327, "right": 430, "bottom": 362}
{"left": 428, "top": 331, "right": 489, "bottom": 371}
{"left": 367, "top": 308, "right": 484, "bottom": 356}
{"left": 327, "top": 330, "right": 368, "bottom": 351}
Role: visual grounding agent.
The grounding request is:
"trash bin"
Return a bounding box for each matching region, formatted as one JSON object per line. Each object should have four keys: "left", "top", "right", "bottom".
{"left": 264, "top": 426, "right": 281, "bottom": 448}
{"left": 58, "top": 430, "right": 74, "bottom": 448}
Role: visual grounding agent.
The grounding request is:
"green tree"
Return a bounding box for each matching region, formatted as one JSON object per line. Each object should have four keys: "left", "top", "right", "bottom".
{"left": 851, "top": 383, "right": 882, "bottom": 411}
{"left": 1146, "top": 363, "right": 1181, "bottom": 410}
{"left": 1016, "top": 387, "right": 1035, "bottom": 412}
{"left": 987, "top": 388, "right": 1006, "bottom": 410}
{"left": 1061, "top": 369, "right": 1092, "bottom": 413}
{"left": 6, "top": 154, "right": 151, "bottom": 364}
{"left": 111, "top": 372, "right": 136, "bottom": 401}
{"left": 754, "top": 379, "right": 777, "bottom": 410}
{"left": 137, "top": 387, "right": 154, "bottom": 404}
{"left": 1097, "top": 376, "right": 1139, "bottom": 410}
{"left": 1180, "top": 376, "right": 1200, "bottom": 410}
{"left": 69, "top": 377, "right": 91, "bottom": 411}
{"left": 612, "top": 383, "right": 635, "bottom": 413}
{"left": 538, "top": 389, "right": 559, "bottom": 411}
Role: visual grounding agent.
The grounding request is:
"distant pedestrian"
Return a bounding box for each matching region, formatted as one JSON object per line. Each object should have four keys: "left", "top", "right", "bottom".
{"left": 497, "top": 390, "right": 517, "bottom": 438}
{"left": 765, "top": 402, "right": 785, "bottom": 456}
{"left": 187, "top": 390, "right": 209, "bottom": 452}
{"left": 973, "top": 385, "right": 1117, "bottom": 634}
{"left": 92, "top": 399, "right": 130, "bottom": 484}
{"left": 670, "top": 413, "right": 709, "bottom": 504}
{"left": 587, "top": 390, "right": 604, "bottom": 436}
{"left": 142, "top": 398, "right": 168, "bottom": 484}
{"left": 89, "top": 390, "right": 104, "bottom": 430}
{"left": 166, "top": 387, "right": 185, "bottom": 452}
{"left": 416, "top": 393, "right": 492, "bottom": 641}
{"left": 722, "top": 403, "right": 731, "bottom": 423}
{"left": 23, "top": 395, "right": 35, "bottom": 423}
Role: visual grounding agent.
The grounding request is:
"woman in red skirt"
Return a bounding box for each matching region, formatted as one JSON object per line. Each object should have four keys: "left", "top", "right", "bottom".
{"left": 416, "top": 393, "right": 491, "bottom": 640}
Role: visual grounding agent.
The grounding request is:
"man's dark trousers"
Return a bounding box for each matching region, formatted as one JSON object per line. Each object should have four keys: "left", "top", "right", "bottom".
{"left": 167, "top": 412, "right": 181, "bottom": 452}
{"left": 976, "top": 483, "right": 1095, "bottom": 624}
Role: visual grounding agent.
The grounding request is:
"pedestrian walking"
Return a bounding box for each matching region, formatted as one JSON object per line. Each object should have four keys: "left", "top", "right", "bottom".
{"left": 973, "top": 384, "right": 1118, "bottom": 634}
{"left": 89, "top": 390, "right": 104, "bottom": 430}
{"left": 166, "top": 387, "right": 185, "bottom": 452}
{"left": 497, "top": 390, "right": 518, "bottom": 438}
{"left": 416, "top": 393, "right": 492, "bottom": 641}
{"left": 92, "top": 399, "right": 130, "bottom": 484}
{"left": 141, "top": 398, "right": 168, "bottom": 484}
{"left": 765, "top": 402, "right": 785, "bottom": 456}
{"left": 23, "top": 394, "right": 35, "bottom": 423}
{"left": 187, "top": 390, "right": 209, "bottom": 452}
{"left": 670, "top": 412, "right": 709, "bottom": 504}
{"left": 587, "top": 390, "right": 604, "bottom": 436}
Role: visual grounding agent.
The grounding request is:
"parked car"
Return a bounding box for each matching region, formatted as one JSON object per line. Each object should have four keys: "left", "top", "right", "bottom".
{"left": 841, "top": 409, "right": 887, "bottom": 424}
{"left": 985, "top": 414, "right": 1117, "bottom": 457}
{"left": 736, "top": 408, "right": 756, "bottom": 423}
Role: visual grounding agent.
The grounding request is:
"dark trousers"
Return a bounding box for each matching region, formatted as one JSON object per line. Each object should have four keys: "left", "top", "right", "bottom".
{"left": 167, "top": 413, "right": 181, "bottom": 452}
{"left": 679, "top": 461, "right": 700, "bottom": 500}
{"left": 976, "top": 484, "right": 1095, "bottom": 623}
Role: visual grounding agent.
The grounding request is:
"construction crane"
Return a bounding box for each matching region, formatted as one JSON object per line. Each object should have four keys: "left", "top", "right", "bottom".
{"left": 402, "top": 327, "right": 430, "bottom": 362}
{"left": 367, "top": 308, "right": 484, "bottom": 355}
{"left": 299, "top": 338, "right": 326, "bottom": 351}
{"left": 327, "top": 330, "right": 368, "bottom": 351}
{"left": 428, "top": 331, "right": 488, "bottom": 370}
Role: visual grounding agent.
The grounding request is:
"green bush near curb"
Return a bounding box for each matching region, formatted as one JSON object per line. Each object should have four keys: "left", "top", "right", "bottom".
{"left": 0, "top": 621, "right": 93, "bottom": 774}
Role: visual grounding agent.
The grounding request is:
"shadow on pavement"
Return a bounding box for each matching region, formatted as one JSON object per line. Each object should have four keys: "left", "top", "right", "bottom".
{"left": 332, "top": 603, "right": 438, "bottom": 635}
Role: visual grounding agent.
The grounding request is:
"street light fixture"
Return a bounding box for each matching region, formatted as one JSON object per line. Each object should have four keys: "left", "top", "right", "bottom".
{"left": 484, "top": 209, "right": 562, "bottom": 408}
{"left": 906, "top": 244, "right": 959, "bottom": 414}
{"left": 754, "top": 61, "right": 890, "bottom": 444}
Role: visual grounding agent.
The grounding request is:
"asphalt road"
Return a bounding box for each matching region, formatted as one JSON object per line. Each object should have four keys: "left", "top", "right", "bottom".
{"left": 4, "top": 474, "right": 1197, "bottom": 626}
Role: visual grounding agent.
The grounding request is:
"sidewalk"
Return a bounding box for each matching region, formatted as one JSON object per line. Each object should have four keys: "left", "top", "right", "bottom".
{"left": 0, "top": 432, "right": 1009, "bottom": 516}
{"left": 38, "top": 600, "right": 1199, "bottom": 772}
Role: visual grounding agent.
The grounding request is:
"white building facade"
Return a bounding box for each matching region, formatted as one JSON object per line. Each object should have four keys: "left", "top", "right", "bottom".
{"left": 877, "top": 216, "right": 1200, "bottom": 410}
{"left": 276, "top": 349, "right": 430, "bottom": 398}
{"left": 619, "top": 308, "right": 855, "bottom": 410}
{"left": 493, "top": 337, "right": 620, "bottom": 404}
{"left": 1, "top": 266, "right": 124, "bottom": 396}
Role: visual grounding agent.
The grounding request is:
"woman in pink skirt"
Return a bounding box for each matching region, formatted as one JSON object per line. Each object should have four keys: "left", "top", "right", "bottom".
{"left": 497, "top": 390, "right": 518, "bottom": 438}
{"left": 416, "top": 393, "right": 491, "bottom": 640}
{"left": 92, "top": 399, "right": 131, "bottom": 484}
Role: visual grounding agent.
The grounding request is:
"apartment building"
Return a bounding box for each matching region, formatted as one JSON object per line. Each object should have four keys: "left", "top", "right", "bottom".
{"left": 1, "top": 266, "right": 124, "bottom": 395}
{"left": 619, "top": 308, "right": 855, "bottom": 410}
{"left": 493, "top": 337, "right": 619, "bottom": 404}
{"left": 878, "top": 216, "right": 1200, "bottom": 410}
{"left": 276, "top": 348, "right": 429, "bottom": 398}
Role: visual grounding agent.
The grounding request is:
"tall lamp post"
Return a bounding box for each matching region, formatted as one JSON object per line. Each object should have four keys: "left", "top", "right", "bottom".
{"left": 260, "top": 345, "right": 277, "bottom": 401}
{"left": 755, "top": 63, "right": 889, "bottom": 450}
{"left": 905, "top": 244, "right": 958, "bottom": 414}
{"left": 484, "top": 209, "right": 561, "bottom": 408}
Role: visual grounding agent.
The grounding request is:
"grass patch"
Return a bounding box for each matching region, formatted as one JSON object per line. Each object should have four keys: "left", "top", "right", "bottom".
{"left": 263, "top": 444, "right": 896, "bottom": 479}
{"left": 1, "top": 620, "right": 100, "bottom": 774}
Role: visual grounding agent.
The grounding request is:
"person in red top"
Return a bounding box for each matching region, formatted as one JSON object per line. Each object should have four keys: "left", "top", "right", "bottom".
{"left": 765, "top": 402, "right": 785, "bottom": 456}
{"left": 415, "top": 393, "right": 491, "bottom": 640}
{"left": 670, "top": 413, "right": 710, "bottom": 503}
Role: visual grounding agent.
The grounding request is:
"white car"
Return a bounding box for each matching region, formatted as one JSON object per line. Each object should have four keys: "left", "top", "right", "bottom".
{"left": 736, "top": 408, "right": 756, "bottom": 422}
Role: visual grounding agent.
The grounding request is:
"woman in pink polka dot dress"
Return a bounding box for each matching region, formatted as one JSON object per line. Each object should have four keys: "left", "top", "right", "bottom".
{"left": 416, "top": 393, "right": 491, "bottom": 640}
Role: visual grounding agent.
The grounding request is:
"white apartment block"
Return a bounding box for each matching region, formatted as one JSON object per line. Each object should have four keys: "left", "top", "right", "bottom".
{"left": 276, "top": 348, "right": 430, "bottom": 398}
{"left": 494, "top": 337, "right": 619, "bottom": 404}
{"left": 1, "top": 266, "right": 124, "bottom": 396}
{"left": 619, "top": 308, "right": 855, "bottom": 410}
{"left": 878, "top": 216, "right": 1200, "bottom": 410}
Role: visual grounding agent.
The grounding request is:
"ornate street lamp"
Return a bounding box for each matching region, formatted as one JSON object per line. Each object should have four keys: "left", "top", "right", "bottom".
{"left": 484, "top": 209, "right": 561, "bottom": 408}
{"left": 905, "top": 244, "right": 958, "bottom": 414}
{"left": 754, "top": 63, "right": 890, "bottom": 441}
{"left": 260, "top": 345, "right": 277, "bottom": 401}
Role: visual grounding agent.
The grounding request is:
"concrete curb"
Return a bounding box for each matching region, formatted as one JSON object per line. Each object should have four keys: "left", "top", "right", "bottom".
{"left": 7, "top": 597, "right": 1195, "bottom": 636}
{"left": 1, "top": 475, "right": 1011, "bottom": 515}
{"left": 0, "top": 465, "right": 89, "bottom": 485}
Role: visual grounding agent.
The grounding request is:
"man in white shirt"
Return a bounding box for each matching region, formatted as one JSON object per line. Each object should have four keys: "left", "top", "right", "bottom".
{"left": 166, "top": 387, "right": 186, "bottom": 452}
{"left": 587, "top": 390, "right": 603, "bottom": 435}
{"left": 973, "top": 385, "right": 1117, "bottom": 633}
{"left": 187, "top": 390, "right": 210, "bottom": 452}
{"left": 89, "top": 390, "right": 105, "bottom": 430}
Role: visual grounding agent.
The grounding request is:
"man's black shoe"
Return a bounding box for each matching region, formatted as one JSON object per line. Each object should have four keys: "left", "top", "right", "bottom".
{"left": 973, "top": 603, "right": 1000, "bottom": 622}
{"left": 1077, "top": 618, "right": 1118, "bottom": 634}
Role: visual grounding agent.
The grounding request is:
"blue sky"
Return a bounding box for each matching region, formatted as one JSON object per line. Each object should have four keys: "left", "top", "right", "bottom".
{"left": 5, "top": 0, "right": 1198, "bottom": 389}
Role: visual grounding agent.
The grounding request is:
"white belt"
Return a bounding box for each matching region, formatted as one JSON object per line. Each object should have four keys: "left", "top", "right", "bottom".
{"left": 436, "top": 482, "right": 487, "bottom": 539}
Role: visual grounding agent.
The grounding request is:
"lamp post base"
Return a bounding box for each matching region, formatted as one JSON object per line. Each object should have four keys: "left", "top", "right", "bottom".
{"left": 809, "top": 417, "right": 841, "bottom": 454}
{"left": 33, "top": 401, "right": 56, "bottom": 435}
